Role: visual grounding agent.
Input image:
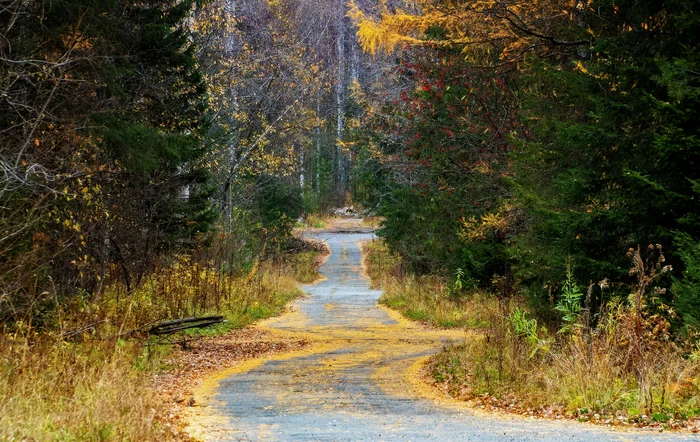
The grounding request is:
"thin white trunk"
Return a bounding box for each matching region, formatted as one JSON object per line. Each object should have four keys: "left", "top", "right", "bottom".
{"left": 350, "top": 36, "right": 360, "bottom": 84}
{"left": 315, "top": 92, "right": 321, "bottom": 191}
{"left": 335, "top": 9, "right": 345, "bottom": 193}
{"left": 300, "top": 149, "right": 305, "bottom": 188}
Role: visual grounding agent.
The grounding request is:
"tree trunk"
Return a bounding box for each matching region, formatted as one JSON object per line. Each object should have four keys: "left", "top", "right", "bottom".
{"left": 335, "top": 6, "right": 346, "bottom": 199}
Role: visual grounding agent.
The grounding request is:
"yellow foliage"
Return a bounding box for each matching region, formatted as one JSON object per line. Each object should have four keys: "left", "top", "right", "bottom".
{"left": 192, "top": 0, "right": 324, "bottom": 181}
{"left": 350, "top": 0, "right": 584, "bottom": 63}
{"left": 349, "top": 5, "right": 424, "bottom": 55}
{"left": 460, "top": 202, "right": 516, "bottom": 241}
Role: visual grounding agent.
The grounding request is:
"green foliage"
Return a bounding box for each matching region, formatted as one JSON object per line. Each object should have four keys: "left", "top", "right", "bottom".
{"left": 511, "top": 0, "right": 700, "bottom": 312}
{"left": 507, "top": 308, "right": 549, "bottom": 358}
{"left": 673, "top": 232, "right": 700, "bottom": 327}
{"left": 253, "top": 176, "right": 302, "bottom": 248}
{"left": 0, "top": 0, "right": 215, "bottom": 318}
{"left": 301, "top": 186, "right": 321, "bottom": 215}
{"left": 449, "top": 268, "right": 465, "bottom": 297}
{"left": 287, "top": 250, "right": 324, "bottom": 284}
{"left": 93, "top": 0, "right": 215, "bottom": 291}
{"left": 363, "top": 239, "right": 491, "bottom": 328}
{"left": 355, "top": 0, "right": 700, "bottom": 422}
{"left": 554, "top": 265, "right": 583, "bottom": 333}
{"left": 353, "top": 47, "right": 515, "bottom": 282}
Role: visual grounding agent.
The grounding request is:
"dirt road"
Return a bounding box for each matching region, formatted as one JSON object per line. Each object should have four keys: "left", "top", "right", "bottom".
{"left": 187, "top": 232, "right": 694, "bottom": 441}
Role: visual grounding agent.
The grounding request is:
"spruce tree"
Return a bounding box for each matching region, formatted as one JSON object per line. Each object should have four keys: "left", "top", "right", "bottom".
{"left": 512, "top": 0, "right": 700, "bottom": 306}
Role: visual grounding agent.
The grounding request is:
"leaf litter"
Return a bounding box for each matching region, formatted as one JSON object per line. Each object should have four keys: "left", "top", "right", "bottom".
{"left": 152, "top": 327, "right": 308, "bottom": 440}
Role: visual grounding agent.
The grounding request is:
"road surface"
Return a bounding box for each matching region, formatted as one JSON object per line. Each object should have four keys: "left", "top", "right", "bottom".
{"left": 187, "top": 232, "right": 694, "bottom": 441}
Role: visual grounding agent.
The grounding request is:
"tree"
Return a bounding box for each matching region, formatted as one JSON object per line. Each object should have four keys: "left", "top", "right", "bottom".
{"left": 0, "top": 0, "right": 213, "bottom": 318}
{"left": 353, "top": 45, "right": 518, "bottom": 282}
{"left": 351, "top": 0, "right": 700, "bottom": 321}
{"left": 350, "top": 0, "right": 589, "bottom": 63}
{"left": 673, "top": 230, "right": 700, "bottom": 327}
{"left": 511, "top": 0, "right": 700, "bottom": 304}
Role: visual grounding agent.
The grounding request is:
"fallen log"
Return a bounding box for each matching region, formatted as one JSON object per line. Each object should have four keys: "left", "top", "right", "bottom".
{"left": 148, "top": 316, "right": 225, "bottom": 336}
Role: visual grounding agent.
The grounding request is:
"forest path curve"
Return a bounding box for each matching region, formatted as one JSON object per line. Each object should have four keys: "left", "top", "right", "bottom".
{"left": 186, "top": 231, "right": 693, "bottom": 441}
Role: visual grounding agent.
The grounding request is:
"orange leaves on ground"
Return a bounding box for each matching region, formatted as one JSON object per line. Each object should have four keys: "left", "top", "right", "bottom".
{"left": 153, "top": 327, "right": 308, "bottom": 440}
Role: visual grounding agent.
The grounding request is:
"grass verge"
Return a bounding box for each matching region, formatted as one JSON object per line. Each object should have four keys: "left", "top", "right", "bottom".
{"left": 361, "top": 239, "right": 491, "bottom": 328}
{"left": 429, "top": 309, "right": 700, "bottom": 430}
{"left": 360, "top": 216, "right": 384, "bottom": 229}
{"left": 297, "top": 213, "right": 329, "bottom": 229}
{"left": 0, "top": 242, "right": 325, "bottom": 441}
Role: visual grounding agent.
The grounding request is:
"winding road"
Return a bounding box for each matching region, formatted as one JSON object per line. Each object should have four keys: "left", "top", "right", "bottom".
{"left": 187, "top": 231, "right": 696, "bottom": 441}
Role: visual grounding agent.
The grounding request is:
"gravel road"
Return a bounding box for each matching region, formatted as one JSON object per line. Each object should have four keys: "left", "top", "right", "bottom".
{"left": 187, "top": 232, "right": 697, "bottom": 442}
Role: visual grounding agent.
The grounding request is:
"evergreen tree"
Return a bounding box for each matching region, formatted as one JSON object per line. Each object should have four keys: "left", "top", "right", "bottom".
{"left": 96, "top": 0, "right": 215, "bottom": 289}
{"left": 354, "top": 47, "right": 517, "bottom": 282}
{"left": 512, "top": 0, "right": 700, "bottom": 305}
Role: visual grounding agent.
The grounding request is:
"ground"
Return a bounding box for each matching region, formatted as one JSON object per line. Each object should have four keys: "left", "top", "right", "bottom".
{"left": 174, "top": 231, "right": 697, "bottom": 441}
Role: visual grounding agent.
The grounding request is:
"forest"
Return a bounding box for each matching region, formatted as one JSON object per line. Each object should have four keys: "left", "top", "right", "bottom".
{"left": 1, "top": 0, "right": 699, "bottom": 439}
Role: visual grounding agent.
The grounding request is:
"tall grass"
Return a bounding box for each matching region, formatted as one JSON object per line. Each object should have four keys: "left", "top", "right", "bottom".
{"left": 0, "top": 339, "right": 163, "bottom": 441}
{"left": 363, "top": 239, "right": 700, "bottom": 425}
{"left": 0, "top": 239, "right": 324, "bottom": 441}
{"left": 360, "top": 216, "right": 384, "bottom": 229}
{"left": 431, "top": 302, "right": 700, "bottom": 423}
{"left": 286, "top": 250, "right": 327, "bottom": 284}
{"left": 297, "top": 213, "right": 329, "bottom": 229}
{"left": 431, "top": 248, "right": 700, "bottom": 424}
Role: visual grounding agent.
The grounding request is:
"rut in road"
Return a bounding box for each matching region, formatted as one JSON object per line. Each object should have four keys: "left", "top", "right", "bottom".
{"left": 187, "top": 232, "right": 694, "bottom": 441}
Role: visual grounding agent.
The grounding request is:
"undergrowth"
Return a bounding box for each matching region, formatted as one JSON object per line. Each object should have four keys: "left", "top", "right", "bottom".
{"left": 0, "top": 339, "right": 160, "bottom": 441}
{"left": 287, "top": 250, "right": 327, "bottom": 284}
{"left": 360, "top": 216, "right": 384, "bottom": 229}
{"left": 432, "top": 247, "right": 700, "bottom": 427}
{"left": 363, "top": 239, "right": 700, "bottom": 428}
{"left": 297, "top": 213, "right": 329, "bottom": 229}
{"left": 0, "top": 239, "right": 323, "bottom": 441}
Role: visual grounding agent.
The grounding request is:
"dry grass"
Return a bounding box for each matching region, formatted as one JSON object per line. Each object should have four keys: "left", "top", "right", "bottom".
{"left": 360, "top": 216, "right": 384, "bottom": 229}
{"left": 431, "top": 307, "right": 700, "bottom": 428}
{"left": 297, "top": 213, "right": 330, "bottom": 229}
{"left": 0, "top": 246, "right": 323, "bottom": 441}
{"left": 429, "top": 248, "right": 700, "bottom": 429}
{"left": 0, "top": 339, "right": 165, "bottom": 441}
{"left": 287, "top": 251, "right": 324, "bottom": 284}
{"left": 361, "top": 239, "right": 492, "bottom": 328}
{"left": 380, "top": 278, "right": 494, "bottom": 328}
{"left": 360, "top": 239, "right": 400, "bottom": 289}
{"left": 363, "top": 239, "right": 700, "bottom": 429}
